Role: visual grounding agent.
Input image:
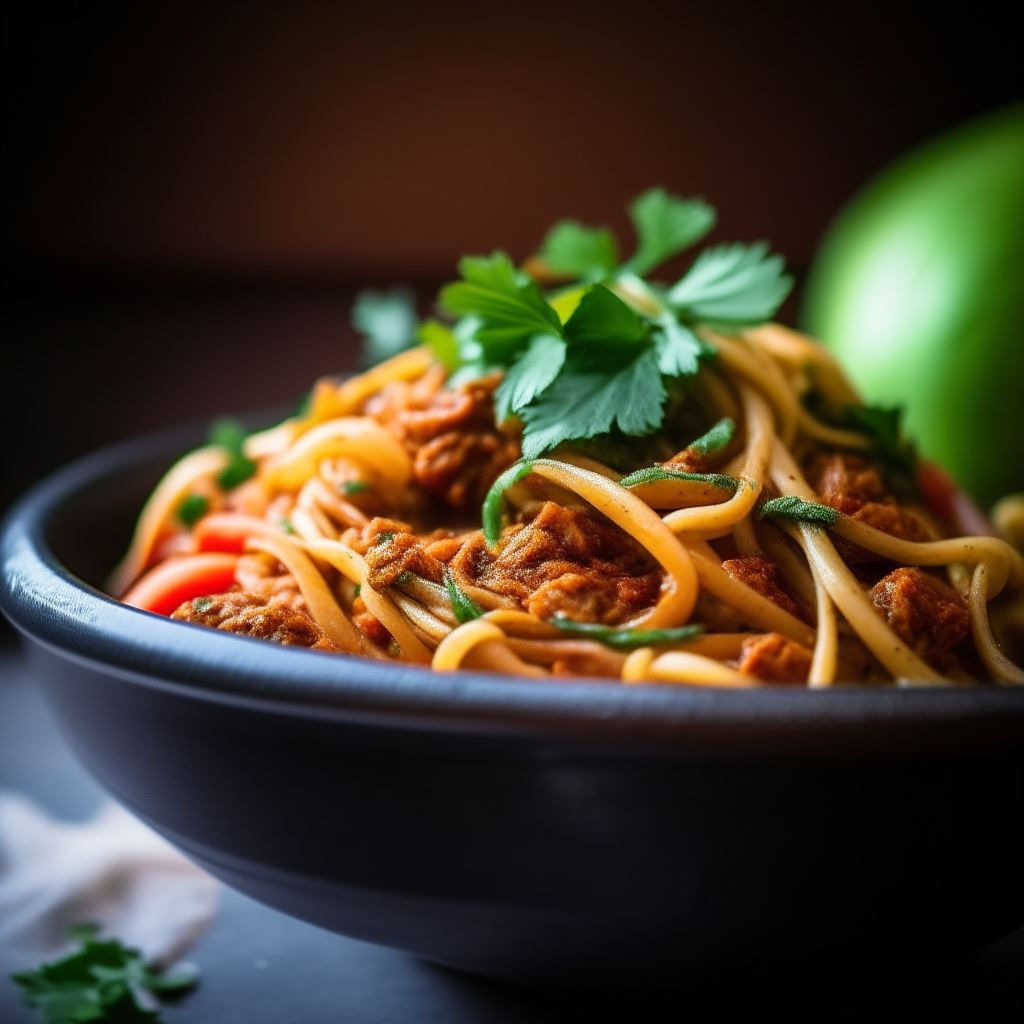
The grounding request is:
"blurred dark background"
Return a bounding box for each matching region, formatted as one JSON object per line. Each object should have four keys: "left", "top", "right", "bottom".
{"left": 2, "top": 2, "right": 1021, "bottom": 563}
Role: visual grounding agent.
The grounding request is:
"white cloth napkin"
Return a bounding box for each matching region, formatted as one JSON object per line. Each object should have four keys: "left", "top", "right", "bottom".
{"left": 0, "top": 792, "right": 219, "bottom": 971}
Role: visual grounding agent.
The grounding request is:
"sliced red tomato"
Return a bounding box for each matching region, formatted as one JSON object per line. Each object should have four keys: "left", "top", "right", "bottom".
{"left": 121, "top": 553, "right": 240, "bottom": 616}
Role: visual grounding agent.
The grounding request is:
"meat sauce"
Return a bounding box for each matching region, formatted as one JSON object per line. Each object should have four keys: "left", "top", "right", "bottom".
{"left": 170, "top": 399, "right": 971, "bottom": 680}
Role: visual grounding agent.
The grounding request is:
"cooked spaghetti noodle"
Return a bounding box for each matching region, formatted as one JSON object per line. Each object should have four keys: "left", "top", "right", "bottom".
{"left": 112, "top": 218, "right": 1024, "bottom": 688}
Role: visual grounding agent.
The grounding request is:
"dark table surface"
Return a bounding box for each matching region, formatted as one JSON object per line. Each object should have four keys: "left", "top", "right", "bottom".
{"left": 1, "top": 644, "right": 1021, "bottom": 1023}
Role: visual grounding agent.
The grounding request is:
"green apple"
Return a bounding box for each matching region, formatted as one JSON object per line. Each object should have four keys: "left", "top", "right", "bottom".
{"left": 801, "top": 104, "right": 1024, "bottom": 509}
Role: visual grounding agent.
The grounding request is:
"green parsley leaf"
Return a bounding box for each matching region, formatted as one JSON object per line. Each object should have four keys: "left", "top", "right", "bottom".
{"left": 353, "top": 583, "right": 361, "bottom": 598}
{"left": 617, "top": 466, "right": 739, "bottom": 491}
{"left": 11, "top": 924, "right": 198, "bottom": 1024}
{"left": 494, "top": 333, "right": 566, "bottom": 423}
{"left": 623, "top": 189, "right": 716, "bottom": 277}
{"left": 482, "top": 460, "right": 535, "bottom": 545}
{"left": 375, "top": 531, "right": 395, "bottom": 545}
{"left": 439, "top": 252, "right": 562, "bottom": 362}
{"left": 176, "top": 494, "right": 209, "bottom": 528}
{"left": 540, "top": 220, "right": 619, "bottom": 280}
{"left": 192, "top": 596, "right": 212, "bottom": 613}
{"left": 341, "top": 480, "right": 368, "bottom": 495}
{"left": 758, "top": 495, "right": 839, "bottom": 526}
{"left": 842, "top": 404, "right": 917, "bottom": 479}
{"left": 208, "top": 417, "right": 257, "bottom": 490}
{"left": 353, "top": 288, "right": 418, "bottom": 368}
{"left": 520, "top": 347, "right": 666, "bottom": 459}
{"left": 444, "top": 568, "right": 484, "bottom": 624}
{"left": 417, "top": 318, "right": 460, "bottom": 371}
{"left": 652, "top": 314, "right": 703, "bottom": 376}
{"left": 549, "top": 618, "right": 703, "bottom": 648}
{"left": 689, "top": 417, "right": 735, "bottom": 456}
{"left": 562, "top": 284, "right": 648, "bottom": 350}
{"left": 279, "top": 518, "right": 297, "bottom": 535}
{"left": 667, "top": 241, "right": 794, "bottom": 323}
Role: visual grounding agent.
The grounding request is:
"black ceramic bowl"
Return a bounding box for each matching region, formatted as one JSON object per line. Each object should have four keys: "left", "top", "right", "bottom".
{"left": 2, "top": 420, "right": 1023, "bottom": 989}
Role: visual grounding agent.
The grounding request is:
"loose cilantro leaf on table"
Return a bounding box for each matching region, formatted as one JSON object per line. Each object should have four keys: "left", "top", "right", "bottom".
{"left": 758, "top": 495, "right": 839, "bottom": 527}
{"left": 550, "top": 618, "right": 704, "bottom": 648}
{"left": 208, "top": 417, "right": 256, "bottom": 489}
{"left": 10, "top": 923, "right": 198, "bottom": 1024}
{"left": 353, "top": 288, "right": 419, "bottom": 368}
{"left": 444, "top": 568, "right": 484, "bottom": 623}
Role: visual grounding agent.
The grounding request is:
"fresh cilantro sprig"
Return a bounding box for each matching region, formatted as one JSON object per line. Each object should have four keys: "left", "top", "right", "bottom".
{"left": 549, "top": 618, "right": 703, "bottom": 648}
{"left": 758, "top": 496, "right": 839, "bottom": 527}
{"left": 443, "top": 568, "right": 484, "bottom": 623}
{"left": 208, "top": 417, "right": 256, "bottom": 490}
{"left": 439, "top": 188, "right": 792, "bottom": 461}
{"left": 11, "top": 923, "right": 198, "bottom": 1024}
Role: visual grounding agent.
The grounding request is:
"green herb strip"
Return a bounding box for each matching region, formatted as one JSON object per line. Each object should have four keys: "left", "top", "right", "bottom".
{"left": 550, "top": 618, "right": 703, "bottom": 649}
{"left": 342, "top": 480, "right": 368, "bottom": 495}
{"left": 444, "top": 568, "right": 484, "bottom": 624}
{"left": 279, "top": 518, "right": 297, "bottom": 535}
{"left": 375, "top": 531, "right": 395, "bottom": 545}
{"left": 209, "top": 417, "right": 257, "bottom": 490}
{"left": 177, "top": 493, "right": 210, "bottom": 527}
{"left": 689, "top": 417, "right": 735, "bottom": 456}
{"left": 192, "top": 596, "right": 212, "bottom": 613}
{"left": 617, "top": 466, "right": 739, "bottom": 491}
{"left": 758, "top": 495, "right": 839, "bottom": 526}
{"left": 482, "top": 460, "right": 535, "bottom": 546}
{"left": 11, "top": 923, "right": 198, "bottom": 1024}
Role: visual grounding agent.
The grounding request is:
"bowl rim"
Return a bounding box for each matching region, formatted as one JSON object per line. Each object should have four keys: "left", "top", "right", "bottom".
{"left": 2, "top": 417, "right": 1023, "bottom": 748}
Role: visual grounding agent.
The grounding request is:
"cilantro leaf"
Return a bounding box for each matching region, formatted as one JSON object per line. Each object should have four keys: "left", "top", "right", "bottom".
{"left": 652, "top": 314, "right": 703, "bottom": 376}
{"left": 520, "top": 347, "right": 666, "bottom": 459}
{"left": 11, "top": 924, "right": 198, "bottom": 1024}
{"left": 562, "top": 284, "right": 648, "bottom": 350}
{"left": 549, "top": 618, "right": 703, "bottom": 648}
{"left": 540, "top": 220, "right": 619, "bottom": 280}
{"left": 617, "top": 466, "right": 739, "bottom": 491}
{"left": 176, "top": 494, "right": 209, "bottom": 527}
{"left": 439, "top": 252, "right": 562, "bottom": 362}
{"left": 482, "top": 460, "right": 534, "bottom": 545}
{"left": 667, "top": 242, "right": 793, "bottom": 323}
{"left": 689, "top": 417, "right": 735, "bottom": 456}
{"left": 444, "top": 568, "right": 484, "bottom": 624}
{"left": 758, "top": 495, "right": 839, "bottom": 526}
{"left": 842, "top": 404, "right": 917, "bottom": 479}
{"left": 623, "top": 189, "right": 716, "bottom": 277}
{"left": 208, "top": 417, "right": 256, "bottom": 490}
{"left": 494, "top": 333, "right": 566, "bottom": 423}
{"left": 353, "top": 288, "right": 418, "bottom": 368}
{"left": 417, "top": 319, "right": 460, "bottom": 371}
